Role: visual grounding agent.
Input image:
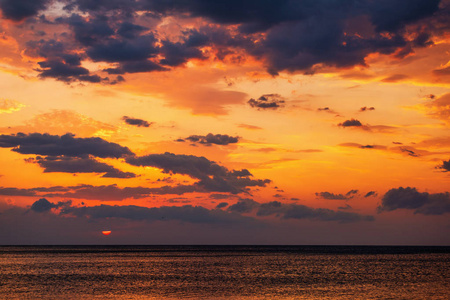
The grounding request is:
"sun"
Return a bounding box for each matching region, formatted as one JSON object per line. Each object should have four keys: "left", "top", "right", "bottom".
{"left": 102, "top": 230, "right": 112, "bottom": 235}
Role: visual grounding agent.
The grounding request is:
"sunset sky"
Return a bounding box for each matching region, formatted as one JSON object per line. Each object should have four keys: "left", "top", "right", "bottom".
{"left": 0, "top": 0, "right": 449, "bottom": 245}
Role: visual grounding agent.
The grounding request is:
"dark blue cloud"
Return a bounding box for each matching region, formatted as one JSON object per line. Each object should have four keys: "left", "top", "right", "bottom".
{"left": 257, "top": 201, "right": 374, "bottom": 223}
{"left": 0, "top": 0, "right": 49, "bottom": 21}
{"left": 122, "top": 116, "right": 152, "bottom": 127}
{"left": 33, "top": 156, "right": 136, "bottom": 178}
{"left": 0, "top": 133, "right": 133, "bottom": 158}
{"left": 181, "top": 133, "right": 239, "bottom": 146}
{"left": 378, "top": 187, "right": 450, "bottom": 215}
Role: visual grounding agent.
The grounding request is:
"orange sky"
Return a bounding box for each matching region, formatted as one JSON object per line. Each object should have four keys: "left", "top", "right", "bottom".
{"left": 0, "top": 0, "right": 449, "bottom": 245}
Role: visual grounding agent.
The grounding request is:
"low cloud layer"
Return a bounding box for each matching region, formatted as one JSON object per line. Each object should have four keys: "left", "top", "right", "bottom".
{"left": 378, "top": 187, "right": 450, "bottom": 215}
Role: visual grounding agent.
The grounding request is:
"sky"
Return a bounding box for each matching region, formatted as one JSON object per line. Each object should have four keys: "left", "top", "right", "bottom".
{"left": 0, "top": 0, "right": 449, "bottom": 245}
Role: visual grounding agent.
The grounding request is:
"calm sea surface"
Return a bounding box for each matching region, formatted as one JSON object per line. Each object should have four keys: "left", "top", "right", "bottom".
{"left": 0, "top": 246, "right": 449, "bottom": 299}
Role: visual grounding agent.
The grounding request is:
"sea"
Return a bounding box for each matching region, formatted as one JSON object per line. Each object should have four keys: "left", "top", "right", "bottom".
{"left": 0, "top": 246, "right": 448, "bottom": 299}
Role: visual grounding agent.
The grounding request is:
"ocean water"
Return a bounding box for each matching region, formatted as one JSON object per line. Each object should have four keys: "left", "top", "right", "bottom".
{"left": 0, "top": 246, "right": 448, "bottom": 299}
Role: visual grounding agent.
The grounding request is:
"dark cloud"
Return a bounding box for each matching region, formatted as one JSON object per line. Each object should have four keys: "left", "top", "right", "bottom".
{"left": 364, "top": 191, "right": 378, "bottom": 197}
{"left": 256, "top": 201, "right": 374, "bottom": 223}
{"left": 216, "top": 202, "right": 228, "bottom": 209}
{"left": 248, "top": 94, "right": 285, "bottom": 110}
{"left": 338, "top": 119, "right": 363, "bottom": 127}
{"left": 37, "top": 59, "right": 103, "bottom": 83}
{"left": 126, "top": 152, "right": 270, "bottom": 194}
{"left": 317, "top": 107, "right": 337, "bottom": 114}
{"left": 126, "top": 152, "right": 228, "bottom": 179}
{"left": 318, "top": 107, "right": 331, "bottom": 111}
{"left": 227, "top": 198, "right": 260, "bottom": 213}
{"left": 3, "top": 0, "right": 445, "bottom": 80}
{"left": 31, "top": 156, "right": 136, "bottom": 178}
{"left": 104, "top": 60, "right": 167, "bottom": 74}
{"left": 159, "top": 40, "right": 207, "bottom": 67}
{"left": 315, "top": 192, "right": 347, "bottom": 200}
{"left": 0, "top": 184, "right": 197, "bottom": 201}
{"left": 368, "top": 0, "right": 441, "bottom": 32}
{"left": 338, "top": 121, "right": 397, "bottom": 133}
{"left": 24, "top": 38, "right": 107, "bottom": 83}
{"left": 378, "top": 187, "right": 450, "bottom": 215}
{"left": 86, "top": 35, "right": 159, "bottom": 62}
{"left": 0, "top": 0, "right": 49, "bottom": 21}
{"left": 315, "top": 190, "right": 358, "bottom": 200}
{"left": 360, "top": 107, "right": 375, "bottom": 112}
{"left": 181, "top": 133, "right": 239, "bottom": 146}
{"left": 0, "top": 133, "right": 133, "bottom": 158}
{"left": 30, "top": 198, "right": 72, "bottom": 213}
{"left": 30, "top": 198, "right": 56, "bottom": 212}
{"left": 0, "top": 187, "right": 37, "bottom": 196}
{"left": 122, "top": 116, "right": 152, "bottom": 127}
{"left": 338, "top": 204, "right": 352, "bottom": 210}
{"left": 437, "top": 160, "right": 450, "bottom": 172}
{"left": 346, "top": 190, "right": 359, "bottom": 197}
{"left": 210, "top": 194, "right": 234, "bottom": 200}
{"left": 30, "top": 199, "right": 256, "bottom": 224}
{"left": 399, "top": 147, "right": 420, "bottom": 157}
{"left": 117, "top": 22, "right": 148, "bottom": 39}
{"left": 54, "top": 184, "right": 197, "bottom": 200}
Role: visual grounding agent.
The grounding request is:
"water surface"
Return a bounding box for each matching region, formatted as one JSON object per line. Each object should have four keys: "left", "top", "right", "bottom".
{"left": 1, "top": 246, "right": 448, "bottom": 299}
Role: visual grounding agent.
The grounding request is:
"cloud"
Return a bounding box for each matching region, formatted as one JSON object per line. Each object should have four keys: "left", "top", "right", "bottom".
{"left": 30, "top": 198, "right": 71, "bottom": 213}
{"left": 209, "top": 193, "right": 234, "bottom": 200}
{"left": 317, "top": 107, "right": 337, "bottom": 114}
{"left": 432, "top": 66, "right": 450, "bottom": 76}
{"left": 0, "top": 187, "right": 37, "bottom": 196}
{"left": 0, "top": 99, "right": 25, "bottom": 114}
{"left": 338, "top": 119, "right": 363, "bottom": 127}
{"left": 315, "top": 190, "right": 358, "bottom": 200}
{"left": 0, "top": 184, "right": 198, "bottom": 201}
{"left": 30, "top": 198, "right": 56, "bottom": 212}
{"left": 227, "top": 198, "right": 260, "bottom": 213}
{"left": 338, "top": 204, "right": 352, "bottom": 210}
{"left": 436, "top": 159, "right": 450, "bottom": 172}
{"left": 179, "top": 133, "right": 239, "bottom": 146}
{"left": 359, "top": 107, "right": 375, "bottom": 112}
{"left": 378, "top": 187, "right": 450, "bottom": 215}
{"left": 248, "top": 94, "right": 285, "bottom": 110}
{"left": 337, "top": 120, "right": 397, "bottom": 133}
{"left": 238, "top": 124, "right": 263, "bottom": 130}
{"left": 0, "top": 0, "right": 49, "bottom": 21}
{"left": 364, "top": 191, "right": 378, "bottom": 197}
{"left": 29, "top": 199, "right": 256, "bottom": 224}
{"left": 126, "top": 152, "right": 270, "bottom": 194}
{"left": 216, "top": 202, "right": 228, "bottom": 209}
{"left": 256, "top": 201, "right": 374, "bottom": 223}
{"left": 381, "top": 74, "right": 410, "bottom": 82}
{"left": 0, "top": 133, "right": 133, "bottom": 158}
{"left": 1, "top": 0, "right": 445, "bottom": 83}
{"left": 126, "top": 152, "right": 228, "bottom": 179}
{"left": 122, "top": 116, "right": 152, "bottom": 128}
{"left": 30, "top": 156, "right": 136, "bottom": 178}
